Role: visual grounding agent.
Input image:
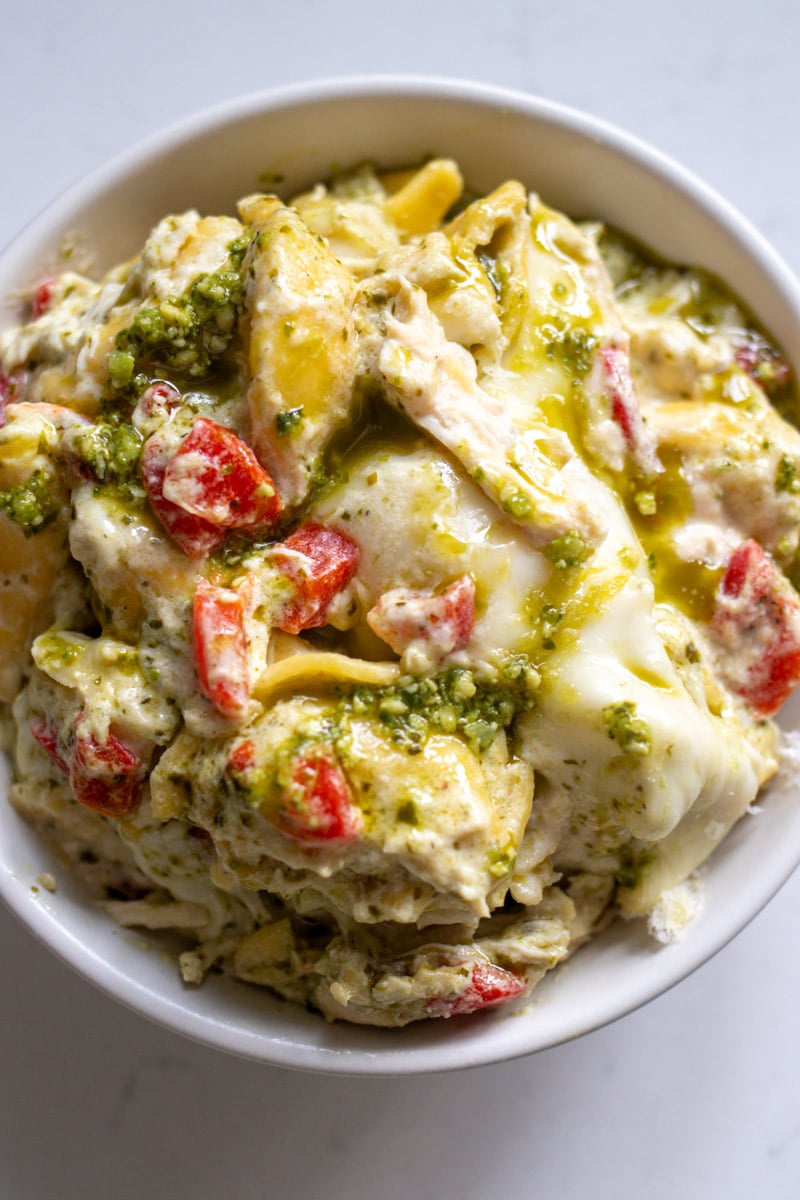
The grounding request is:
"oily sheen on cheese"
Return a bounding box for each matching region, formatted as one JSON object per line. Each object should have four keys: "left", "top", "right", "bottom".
{"left": 1, "top": 158, "right": 798, "bottom": 1026}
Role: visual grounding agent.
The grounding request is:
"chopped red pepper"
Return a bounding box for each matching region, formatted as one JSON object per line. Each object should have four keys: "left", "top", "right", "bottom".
{"left": 734, "top": 335, "right": 791, "bottom": 397}
{"left": 30, "top": 716, "right": 69, "bottom": 775}
{"left": 193, "top": 578, "right": 250, "bottom": 719}
{"left": 30, "top": 279, "right": 54, "bottom": 321}
{"left": 367, "top": 573, "right": 475, "bottom": 658}
{"left": 276, "top": 744, "right": 361, "bottom": 843}
{"left": 599, "top": 345, "right": 661, "bottom": 476}
{"left": 275, "top": 523, "right": 360, "bottom": 634}
{"left": 141, "top": 428, "right": 226, "bottom": 558}
{"left": 70, "top": 715, "right": 144, "bottom": 818}
{"left": 712, "top": 538, "right": 800, "bottom": 717}
{"left": 142, "top": 417, "right": 281, "bottom": 557}
{"left": 228, "top": 738, "right": 256, "bottom": 774}
{"left": 137, "top": 380, "right": 182, "bottom": 422}
{"left": 426, "top": 960, "right": 526, "bottom": 1018}
{"left": 162, "top": 416, "right": 281, "bottom": 531}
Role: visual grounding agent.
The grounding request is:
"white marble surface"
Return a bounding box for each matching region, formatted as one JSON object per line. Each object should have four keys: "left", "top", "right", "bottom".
{"left": 2, "top": 2, "right": 800, "bottom": 1196}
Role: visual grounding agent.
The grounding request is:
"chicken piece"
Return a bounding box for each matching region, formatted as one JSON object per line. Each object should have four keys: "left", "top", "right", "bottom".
{"left": 239, "top": 196, "right": 359, "bottom": 509}
{"left": 136, "top": 212, "right": 245, "bottom": 301}
{"left": 374, "top": 276, "right": 604, "bottom": 553}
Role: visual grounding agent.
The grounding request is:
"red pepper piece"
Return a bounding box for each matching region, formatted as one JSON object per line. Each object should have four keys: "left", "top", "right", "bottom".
{"left": 193, "top": 578, "right": 250, "bottom": 719}
{"left": 367, "top": 574, "right": 475, "bottom": 658}
{"left": 70, "top": 715, "right": 144, "bottom": 818}
{"left": 228, "top": 738, "right": 256, "bottom": 774}
{"left": 30, "top": 279, "right": 54, "bottom": 321}
{"left": 137, "top": 380, "right": 182, "bottom": 422}
{"left": 275, "top": 523, "right": 360, "bottom": 634}
{"left": 162, "top": 416, "right": 280, "bottom": 531}
{"left": 141, "top": 429, "right": 226, "bottom": 558}
{"left": 277, "top": 744, "right": 361, "bottom": 843}
{"left": 426, "top": 960, "right": 526, "bottom": 1018}
{"left": 712, "top": 538, "right": 800, "bottom": 717}
{"left": 600, "top": 345, "right": 660, "bottom": 475}
{"left": 734, "top": 336, "right": 791, "bottom": 397}
{"left": 30, "top": 716, "right": 69, "bottom": 775}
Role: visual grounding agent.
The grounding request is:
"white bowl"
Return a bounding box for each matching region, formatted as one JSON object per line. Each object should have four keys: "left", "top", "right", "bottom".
{"left": 2, "top": 77, "right": 800, "bottom": 1074}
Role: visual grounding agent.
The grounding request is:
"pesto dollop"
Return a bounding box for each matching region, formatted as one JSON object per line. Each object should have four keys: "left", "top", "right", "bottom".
{"left": 111, "top": 238, "right": 249, "bottom": 385}
{"left": 343, "top": 657, "right": 540, "bottom": 755}
{"left": 0, "top": 468, "right": 59, "bottom": 532}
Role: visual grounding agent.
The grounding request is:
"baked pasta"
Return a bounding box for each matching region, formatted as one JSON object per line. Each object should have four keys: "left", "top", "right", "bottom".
{"left": 1, "top": 158, "right": 798, "bottom": 1025}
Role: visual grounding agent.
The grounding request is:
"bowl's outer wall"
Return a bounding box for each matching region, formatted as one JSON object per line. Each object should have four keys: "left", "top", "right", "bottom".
{"left": 2, "top": 81, "right": 800, "bottom": 1073}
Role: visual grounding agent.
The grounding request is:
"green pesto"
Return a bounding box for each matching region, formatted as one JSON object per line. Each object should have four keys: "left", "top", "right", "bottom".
{"left": 35, "top": 632, "right": 80, "bottom": 668}
{"left": 475, "top": 247, "right": 504, "bottom": 301}
{"left": 543, "top": 530, "right": 589, "bottom": 570}
{"left": 615, "top": 843, "right": 654, "bottom": 892}
{"left": 112, "top": 239, "right": 248, "bottom": 385}
{"left": 544, "top": 324, "right": 597, "bottom": 378}
{"left": 776, "top": 453, "right": 799, "bottom": 493}
{"left": 0, "top": 468, "right": 59, "bottom": 532}
{"left": 275, "top": 407, "right": 305, "bottom": 437}
{"left": 501, "top": 491, "right": 534, "bottom": 519}
{"left": 602, "top": 701, "right": 651, "bottom": 758}
{"left": 487, "top": 844, "right": 515, "bottom": 878}
{"left": 537, "top": 603, "right": 564, "bottom": 651}
{"left": 342, "top": 657, "right": 540, "bottom": 756}
{"left": 70, "top": 422, "right": 144, "bottom": 502}
{"left": 396, "top": 799, "right": 421, "bottom": 826}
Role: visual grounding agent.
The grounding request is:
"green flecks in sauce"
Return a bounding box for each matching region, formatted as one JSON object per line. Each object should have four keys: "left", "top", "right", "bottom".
{"left": 776, "top": 453, "right": 800, "bottom": 493}
{"left": 275, "top": 407, "right": 305, "bottom": 437}
{"left": 396, "top": 799, "right": 421, "bottom": 826}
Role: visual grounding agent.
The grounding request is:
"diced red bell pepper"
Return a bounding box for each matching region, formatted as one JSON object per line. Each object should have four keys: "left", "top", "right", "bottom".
{"left": 599, "top": 345, "right": 661, "bottom": 476}
{"left": 141, "top": 428, "right": 227, "bottom": 558}
{"left": 70, "top": 714, "right": 145, "bottom": 818}
{"left": 30, "top": 279, "right": 54, "bottom": 321}
{"left": 734, "top": 336, "right": 791, "bottom": 397}
{"left": 227, "top": 738, "right": 256, "bottom": 775}
{"left": 30, "top": 716, "right": 69, "bottom": 775}
{"left": 193, "top": 578, "right": 250, "bottom": 719}
{"left": 276, "top": 744, "right": 361, "bottom": 843}
{"left": 367, "top": 574, "right": 475, "bottom": 658}
{"left": 426, "top": 960, "right": 526, "bottom": 1018}
{"left": 711, "top": 538, "right": 800, "bottom": 717}
{"left": 162, "top": 416, "right": 280, "bottom": 531}
{"left": 137, "top": 380, "right": 182, "bottom": 422}
{"left": 275, "top": 523, "right": 361, "bottom": 634}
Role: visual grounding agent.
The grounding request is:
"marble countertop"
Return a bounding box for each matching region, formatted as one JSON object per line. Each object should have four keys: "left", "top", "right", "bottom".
{"left": 2, "top": 2, "right": 799, "bottom": 1196}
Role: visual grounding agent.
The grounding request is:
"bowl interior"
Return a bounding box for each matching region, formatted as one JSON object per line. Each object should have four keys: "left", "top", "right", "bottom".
{"left": 2, "top": 79, "right": 800, "bottom": 1073}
